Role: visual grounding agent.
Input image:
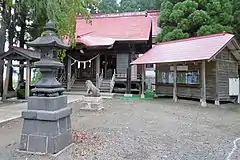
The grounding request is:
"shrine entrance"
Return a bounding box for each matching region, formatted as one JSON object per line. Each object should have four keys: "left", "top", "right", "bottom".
{"left": 100, "top": 54, "right": 116, "bottom": 79}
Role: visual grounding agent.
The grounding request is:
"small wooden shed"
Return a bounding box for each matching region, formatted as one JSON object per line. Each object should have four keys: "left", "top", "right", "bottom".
{"left": 0, "top": 46, "right": 40, "bottom": 101}
{"left": 131, "top": 33, "right": 240, "bottom": 106}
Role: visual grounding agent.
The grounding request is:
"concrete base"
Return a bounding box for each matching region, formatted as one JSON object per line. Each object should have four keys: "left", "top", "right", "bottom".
{"left": 80, "top": 96, "right": 103, "bottom": 111}
{"left": 19, "top": 95, "right": 72, "bottom": 154}
{"left": 141, "top": 94, "right": 145, "bottom": 99}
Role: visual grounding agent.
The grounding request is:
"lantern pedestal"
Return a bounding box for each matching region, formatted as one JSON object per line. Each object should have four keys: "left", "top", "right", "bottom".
{"left": 19, "top": 96, "right": 72, "bottom": 154}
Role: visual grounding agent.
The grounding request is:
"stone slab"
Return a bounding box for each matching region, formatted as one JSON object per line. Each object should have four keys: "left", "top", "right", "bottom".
{"left": 0, "top": 95, "right": 83, "bottom": 125}
{"left": 19, "top": 134, "right": 28, "bottom": 151}
{"left": 83, "top": 96, "right": 103, "bottom": 102}
{"left": 20, "top": 116, "right": 72, "bottom": 154}
{"left": 80, "top": 96, "right": 104, "bottom": 111}
{"left": 22, "top": 107, "right": 72, "bottom": 121}
{"left": 28, "top": 135, "right": 47, "bottom": 153}
{"left": 28, "top": 95, "right": 67, "bottom": 111}
{"left": 50, "top": 129, "right": 72, "bottom": 154}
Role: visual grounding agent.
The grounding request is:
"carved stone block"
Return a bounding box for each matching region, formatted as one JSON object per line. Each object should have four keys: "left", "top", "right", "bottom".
{"left": 80, "top": 96, "right": 103, "bottom": 111}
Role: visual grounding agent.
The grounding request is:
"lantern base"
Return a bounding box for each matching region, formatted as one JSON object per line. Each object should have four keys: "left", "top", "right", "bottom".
{"left": 19, "top": 95, "right": 72, "bottom": 154}
{"left": 32, "top": 87, "right": 65, "bottom": 97}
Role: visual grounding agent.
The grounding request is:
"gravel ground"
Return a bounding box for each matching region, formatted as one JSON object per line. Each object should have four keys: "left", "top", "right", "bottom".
{"left": 0, "top": 98, "right": 240, "bottom": 160}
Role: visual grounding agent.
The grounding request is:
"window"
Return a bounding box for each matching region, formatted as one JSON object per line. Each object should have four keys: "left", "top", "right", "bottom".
{"left": 156, "top": 71, "right": 200, "bottom": 85}
{"left": 146, "top": 64, "right": 154, "bottom": 68}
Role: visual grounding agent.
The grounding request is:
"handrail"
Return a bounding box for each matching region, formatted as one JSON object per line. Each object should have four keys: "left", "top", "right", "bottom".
{"left": 56, "top": 69, "right": 65, "bottom": 83}
{"left": 58, "top": 73, "right": 65, "bottom": 84}
{"left": 110, "top": 69, "right": 116, "bottom": 93}
{"left": 70, "top": 73, "right": 76, "bottom": 89}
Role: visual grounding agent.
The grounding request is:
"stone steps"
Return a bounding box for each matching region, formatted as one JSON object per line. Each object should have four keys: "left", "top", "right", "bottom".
{"left": 99, "top": 79, "right": 111, "bottom": 93}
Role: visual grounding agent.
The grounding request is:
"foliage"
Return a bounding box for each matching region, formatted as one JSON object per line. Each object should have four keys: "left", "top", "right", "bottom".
{"left": 26, "top": 0, "right": 98, "bottom": 46}
{"left": 31, "top": 69, "right": 42, "bottom": 85}
{"left": 57, "top": 49, "right": 66, "bottom": 62}
{"left": 95, "top": 0, "right": 163, "bottom": 13}
{"left": 233, "top": 0, "right": 240, "bottom": 40}
{"left": 119, "top": 0, "right": 162, "bottom": 12}
{"left": 98, "top": 0, "right": 119, "bottom": 13}
{"left": 21, "top": 0, "right": 97, "bottom": 62}
{"left": 17, "top": 88, "right": 26, "bottom": 99}
{"left": 156, "top": 0, "right": 233, "bottom": 42}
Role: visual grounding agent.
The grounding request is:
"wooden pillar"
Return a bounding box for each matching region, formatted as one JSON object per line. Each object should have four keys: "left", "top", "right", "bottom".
{"left": 173, "top": 64, "right": 177, "bottom": 102}
{"left": 25, "top": 60, "right": 30, "bottom": 99}
{"left": 104, "top": 54, "right": 107, "bottom": 78}
{"left": 19, "top": 60, "right": 24, "bottom": 83}
{"left": 126, "top": 52, "right": 132, "bottom": 94}
{"left": 215, "top": 60, "right": 220, "bottom": 105}
{"left": 2, "top": 60, "right": 11, "bottom": 101}
{"left": 67, "top": 55, "right": 71, "bottom": 91}
{"left": 29, "top": 65, "right": 32, "bottom": 85}
{"left": 96, "top": 54, "right": 100, "bottom": 88}
{"left": 141, "top": 64, "right": 146, "bottom": 98}
{"left": 201, "top": 60, "right": 207, "bottom": 107}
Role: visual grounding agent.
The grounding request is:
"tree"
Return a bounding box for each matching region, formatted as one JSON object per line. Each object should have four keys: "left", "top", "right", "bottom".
{"left": 119, "top": 0, "right": 162, "bottom": 12}
{"left": 0, "top": 0, "right": 97, "bottom": 96}
{"left": 98, "top": 0, "right": 119, "bottom": 13}
{"left": 156, "top": 0, "right": 233, "bottom": 42}
{"left": 0, "top": 0, "right": 16, "bottom": 93}
{"left": 26, "top": 0, "right": 97, "bottom": 45}
{"left": 233, "top": 0, "right": 240, "bottom": 40}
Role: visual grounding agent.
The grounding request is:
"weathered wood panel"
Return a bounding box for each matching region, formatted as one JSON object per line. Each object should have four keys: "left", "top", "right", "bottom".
{"left": 117, "top": 53, "right": 129, "bottom": 74}
{"left": 216, "top": 57, "right": 238, "bottom": 101}
{"left": 216, "top": 49, "right": 238, "bottom": 100}
{"left": 205, "top": 61, "right": 217, "bottom": 100}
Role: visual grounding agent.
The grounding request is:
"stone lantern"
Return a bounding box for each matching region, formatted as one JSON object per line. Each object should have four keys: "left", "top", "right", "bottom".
{"left": 19, "top": 21, "right": 72, "bottom": 154}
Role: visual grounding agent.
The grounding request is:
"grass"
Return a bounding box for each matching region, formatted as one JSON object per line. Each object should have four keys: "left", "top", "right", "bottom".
{"left": 115, "top": 89, "right": 154, "bottom": 101}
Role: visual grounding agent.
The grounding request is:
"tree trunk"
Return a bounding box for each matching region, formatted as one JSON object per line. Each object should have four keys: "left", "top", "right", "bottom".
{"left": 0, "top": 6, "right": 7, "bottom": 96}
{"left": 19, "top": 15, "right": 26, "bottom": 83}
{"left": 7, "top": 9, "right": 15, "bottom": 91}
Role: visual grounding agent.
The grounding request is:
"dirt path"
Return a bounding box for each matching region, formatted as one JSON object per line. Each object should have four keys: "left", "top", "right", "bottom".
{"left": 0, "top": 99, "right": 240, "bottom": 159}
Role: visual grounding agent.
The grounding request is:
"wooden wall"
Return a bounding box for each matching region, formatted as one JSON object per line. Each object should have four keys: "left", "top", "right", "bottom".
{"left": 215, "top": 49, "right": 239, "bottom": 101}
{"left": 116, "top": 53, "right": 129, "bottom": 74}
{"left": 205, "top": 61, "right": 217, "bottom": 100}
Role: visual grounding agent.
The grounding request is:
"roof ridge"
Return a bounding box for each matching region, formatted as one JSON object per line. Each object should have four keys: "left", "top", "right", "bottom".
{"left": 76, "top": 11, "right": 147, "bottom": 20}
{"left": 156, "top": 32, "right": 232, "bottom": 45}
{"left": 12, "top": 46, "right": 40, "bottom": 53}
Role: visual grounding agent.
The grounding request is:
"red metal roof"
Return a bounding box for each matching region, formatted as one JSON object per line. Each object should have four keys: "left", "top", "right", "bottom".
{"left": 76, "top": 36, "right": 115, "bottom": 47}
{"left": 147, "top": 10, "right": 161, "bottom": 37}
{"left": 76, "top": 12, "right": 152, "bottom": 42}
{"left": 131, "top": 33, "right": 235, "bottom": 65}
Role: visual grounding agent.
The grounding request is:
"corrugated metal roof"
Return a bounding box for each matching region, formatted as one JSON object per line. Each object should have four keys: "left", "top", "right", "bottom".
{"left": 131, "top": 33, "right": 236, "bottom": 65}
{"left": 76, "top": 12, "right": 152, "bottom": 42}
{"left": 147, "top": 10, "right": 161, "bottom": 37}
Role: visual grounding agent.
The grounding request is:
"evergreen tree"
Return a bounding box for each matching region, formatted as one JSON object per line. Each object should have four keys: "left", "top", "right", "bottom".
{"left": 156, "top": 0, "right": 233, "bottom": 42}
{"left": 98, "top": 0, "right": 119, "bottom": 13}
{"left": 233, "top": 0, "right": 240, "bottom": 40}
{"left": 119, "top": 0, "right": 162, "bottom": 12}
